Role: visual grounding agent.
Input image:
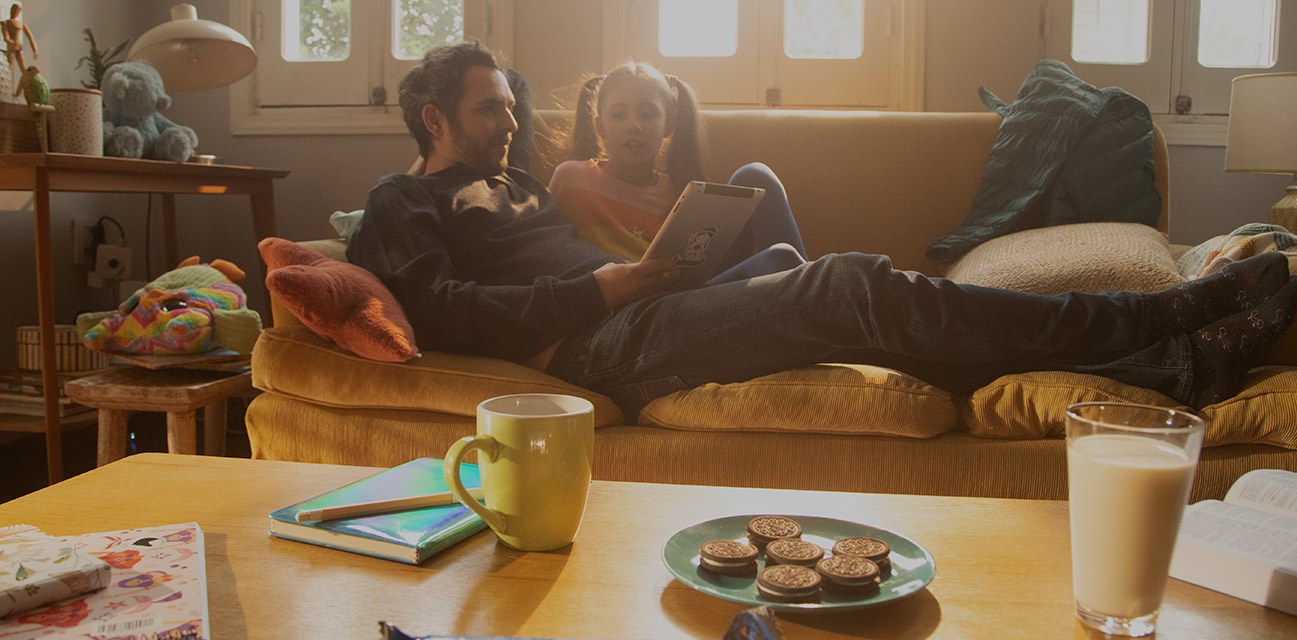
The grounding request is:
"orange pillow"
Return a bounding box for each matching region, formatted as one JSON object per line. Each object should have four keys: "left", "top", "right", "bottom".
{"left": 258, "top": 237, "right": 418, "bottom": 362}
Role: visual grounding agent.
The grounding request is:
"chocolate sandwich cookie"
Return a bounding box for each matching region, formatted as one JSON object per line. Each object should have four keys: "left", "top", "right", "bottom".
{"left": 756, "top": 564, "right": 822, "bottom": 603}
{"left": 746, "top": 516, "right": 802, "bottom": 550}
{"left": 698, "top": 539, "right": 759, "bottom": 576}
{"left": 765, "top": 538, "right": 825, "bottom": 567}
{"left": 832, "top": 537, "right": 892, "bottom": 571}
{"left": 815, "top": 555, "right": 881, "bottom": 594}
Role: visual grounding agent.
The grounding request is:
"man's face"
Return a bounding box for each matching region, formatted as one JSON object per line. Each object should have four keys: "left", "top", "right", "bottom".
{"left": 437, "top": 66, "right": 517, "bottom": 175}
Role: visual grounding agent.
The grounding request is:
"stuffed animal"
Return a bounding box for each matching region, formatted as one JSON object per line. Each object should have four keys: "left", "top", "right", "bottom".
{"left": 77, "top": 257, "right": 262, "bottom": 356}
{"left": 101, "top": 60, "right": 197, "bottom": 162}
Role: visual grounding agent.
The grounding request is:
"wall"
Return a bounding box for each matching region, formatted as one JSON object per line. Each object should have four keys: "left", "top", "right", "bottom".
{"left": 1, "top": 0, "right": 1289, "bottom": 370}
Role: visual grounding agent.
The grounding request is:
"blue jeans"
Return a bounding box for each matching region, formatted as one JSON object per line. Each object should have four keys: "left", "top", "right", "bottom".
{"left": 708, "top": 163, "right": 809, "bottom": 285}
{"left": 547, "top": 253, "right": 1189, "bottom": 417}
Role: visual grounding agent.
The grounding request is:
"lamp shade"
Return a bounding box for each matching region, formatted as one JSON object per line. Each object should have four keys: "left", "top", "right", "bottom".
{"left": 127, "top": 3, "right": 257, "bottom": 92}
{"left": 1224, "top": 71, "right": 1297, "bottom": 175}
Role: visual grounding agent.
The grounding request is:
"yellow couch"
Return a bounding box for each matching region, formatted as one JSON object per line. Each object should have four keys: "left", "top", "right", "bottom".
{"left": 247, "top": 110, "right": 1297, "bottom": 501}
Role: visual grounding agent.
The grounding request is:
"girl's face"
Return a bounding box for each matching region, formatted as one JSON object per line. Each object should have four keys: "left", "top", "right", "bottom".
{"left": 596, "top": 77, "right": 673, "bottom": 172}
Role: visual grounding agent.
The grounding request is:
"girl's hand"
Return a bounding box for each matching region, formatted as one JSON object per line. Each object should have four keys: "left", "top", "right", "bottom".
{"left": 592, "top": 259, "right": 680, "bottom": 309}
{"left": 408, "top": 155, "right": 426, "bottom": 175}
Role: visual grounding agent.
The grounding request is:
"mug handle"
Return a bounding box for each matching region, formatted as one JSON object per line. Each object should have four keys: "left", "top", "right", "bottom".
{"left": 444, "top": 435, "right": 506, "bottom": 534}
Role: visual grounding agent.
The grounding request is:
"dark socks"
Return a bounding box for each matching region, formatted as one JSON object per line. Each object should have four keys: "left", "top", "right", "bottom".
{"left": 1186, "top": 276, "right": 1297, "bottom": 408}
{"left": 1151, "top": 251, "right": 1291, "bottom": 335}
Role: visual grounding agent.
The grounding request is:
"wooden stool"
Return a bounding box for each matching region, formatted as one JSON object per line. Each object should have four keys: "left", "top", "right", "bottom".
{"left": 64, "top": 367, "right": 253, "bottom": 466}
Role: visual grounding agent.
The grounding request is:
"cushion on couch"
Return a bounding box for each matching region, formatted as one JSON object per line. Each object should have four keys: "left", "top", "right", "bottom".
{"left": 640, "top": 363, "right": 957, "bottom": 438}
{"left": 251, "top": 324, "right": 625, "bottom": 426}
{"left": 258, "top": 237, "right": 418, "bottom": 362}
{"left": 962, "top": 368, "right": 1297, "bottom": 450}
{"left": 944, "top": 222, "right": 1184, "bottom": 294}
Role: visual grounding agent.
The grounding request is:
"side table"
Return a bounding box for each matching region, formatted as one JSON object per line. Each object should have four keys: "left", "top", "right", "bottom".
{"left": 0, "top": 153, "right": 287, "bottom": 483}
{"left": 64, "top": 367, "right": 253, "bottom": 466}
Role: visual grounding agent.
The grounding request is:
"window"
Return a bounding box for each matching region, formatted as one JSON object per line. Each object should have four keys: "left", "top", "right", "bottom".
{"left": 229, "top": 0, "right": 511, "bottom": 134}
{"left": 1045, "top": 0, "right": 1295, "bottom": 143}
{"left": 605, "top": 0, "right": 923, "bottom": 109}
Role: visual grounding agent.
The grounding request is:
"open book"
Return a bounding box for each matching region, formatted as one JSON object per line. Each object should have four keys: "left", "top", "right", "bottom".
{"left": 1168, "top": 469, "right": 1297, "bottom": 616}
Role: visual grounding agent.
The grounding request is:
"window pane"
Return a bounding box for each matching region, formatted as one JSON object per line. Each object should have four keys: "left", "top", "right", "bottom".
{"left": 283, "top": 0, "right": 350, "bottom": 61}
{"left": 394, "top": 0, "right": 465, "bottom": 61}
{"left": 659, "top": 0, "right": 737, "bottom": 57}
{"left": 1198, "top": 0, "right": 1277, "bottom": 68}
{"left": 1071, "top": 0, "right": 1149, "bottom": 64}
{"left": 784, "top": 0, "right": 863, "bottom": 59}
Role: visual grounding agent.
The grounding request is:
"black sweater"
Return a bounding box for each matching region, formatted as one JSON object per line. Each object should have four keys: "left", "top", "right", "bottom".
{"left": 347, "top": 165, "right": 619, "bottom": 361}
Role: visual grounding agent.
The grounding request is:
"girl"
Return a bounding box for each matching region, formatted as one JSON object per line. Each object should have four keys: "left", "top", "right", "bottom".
{"left": 548, "top": 62, "right": 808, "bottom": 285}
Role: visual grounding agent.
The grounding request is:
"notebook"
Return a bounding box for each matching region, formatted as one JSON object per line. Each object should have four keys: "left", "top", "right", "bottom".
{"left": 268, "top": 458, "right": 486, "bottom": 565}
{"left": 642, "top": 181, "right": 766, "bottom": 285}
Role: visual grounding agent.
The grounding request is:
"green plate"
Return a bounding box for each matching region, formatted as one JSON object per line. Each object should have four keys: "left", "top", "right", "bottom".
{"left": 662, "top": 515, "right": 936, "bottom": 612}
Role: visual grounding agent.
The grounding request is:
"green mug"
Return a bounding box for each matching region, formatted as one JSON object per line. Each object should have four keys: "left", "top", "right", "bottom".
{"left": 444, "top": 394, "right": 595, "bottom": 551}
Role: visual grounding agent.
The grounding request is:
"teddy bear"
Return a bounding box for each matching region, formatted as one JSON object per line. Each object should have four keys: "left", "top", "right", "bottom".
{"left": 101, "top": 60, "right": 197, "bottom": 162}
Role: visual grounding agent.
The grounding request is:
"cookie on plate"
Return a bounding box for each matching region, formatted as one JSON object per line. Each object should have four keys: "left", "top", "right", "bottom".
{"left": 756, "top": 564, "right": 822, "bottom": 603}
{"left": 746, "top": 516, "right": 802, "bottom": 549}
{"left": 816, "top": 555, "right": 881, "bottom": 595}
{"left": 832, "top": 537, "right": 891, "bottom": 571}
{"left": 765, "top": 538, "right": 825, "bottom": 567}
{"left": 698, "top": 539, "right": 759, "bottom": 576}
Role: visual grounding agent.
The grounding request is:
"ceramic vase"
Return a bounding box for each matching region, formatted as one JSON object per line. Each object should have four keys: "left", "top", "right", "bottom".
{"left": 49, "top": 88, "right": 103, "bottom": 156}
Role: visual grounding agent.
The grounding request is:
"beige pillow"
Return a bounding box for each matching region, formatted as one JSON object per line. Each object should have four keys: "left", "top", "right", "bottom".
{"left": 639, "top": 363, "right": 957, "bottom": 438}
{"left": 962, "top": 368, "right": 1297, "bottom": 450}
{"left": 944, "top": 222, "right": 1184, "bottom": 293}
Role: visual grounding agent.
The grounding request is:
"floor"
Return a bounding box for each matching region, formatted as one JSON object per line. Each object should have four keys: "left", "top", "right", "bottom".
{"left": 0, "top": 397, "right": 253, "bottom": 503}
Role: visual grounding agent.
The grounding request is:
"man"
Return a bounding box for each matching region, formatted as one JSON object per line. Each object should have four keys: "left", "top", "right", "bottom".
{"left": 348, "top": 42, "right": 1297, "bottom": 418}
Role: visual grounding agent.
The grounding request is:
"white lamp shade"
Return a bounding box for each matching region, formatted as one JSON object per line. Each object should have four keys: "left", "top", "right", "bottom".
{"left": 127, "top": 3, "right": 257, "bottom": 92}
{"left": 1225, "top": 71, "right": 1297, "bottom": 175}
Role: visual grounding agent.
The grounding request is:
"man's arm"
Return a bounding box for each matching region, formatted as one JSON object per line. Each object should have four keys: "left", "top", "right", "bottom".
{"left": 347, "top": 176, "right": 613, "bottom": 362}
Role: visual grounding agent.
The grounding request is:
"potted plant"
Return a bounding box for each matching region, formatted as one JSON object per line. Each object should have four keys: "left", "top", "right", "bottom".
{"left": 75, "top": 28, "right": 128, "bottom": 90}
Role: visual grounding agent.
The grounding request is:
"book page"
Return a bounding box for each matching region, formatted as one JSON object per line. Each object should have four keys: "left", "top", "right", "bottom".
{"left": 1178, "top": 500, "right": 1297, "bottom": 566}
{"left": 1223, "top": 469, "right": 1297, "bottom": 518}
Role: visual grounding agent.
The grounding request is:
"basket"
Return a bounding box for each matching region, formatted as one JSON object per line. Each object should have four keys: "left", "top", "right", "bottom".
{"left": 16, "top": 325, "right": 109, "bottom": 371}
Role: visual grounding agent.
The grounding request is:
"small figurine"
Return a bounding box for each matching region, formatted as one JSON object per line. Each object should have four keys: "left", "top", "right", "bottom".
{"left": 2, "top": 2, "right": 37, "bottom": 90}
{"left": 15, "top": 64, "right": 53, "bottom": 151}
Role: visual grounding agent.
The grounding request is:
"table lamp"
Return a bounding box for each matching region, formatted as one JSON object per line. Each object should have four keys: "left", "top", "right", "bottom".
{"left": 127, "top": 3, "right": 257, "bottom": 92}
{"left": 1224, "top": 71, "right": 1297, "bottom": 231}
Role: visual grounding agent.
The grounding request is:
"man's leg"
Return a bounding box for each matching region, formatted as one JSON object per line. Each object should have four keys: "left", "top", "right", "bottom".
{"left": 548, "top": 252, "right": 1289, "bottom": 415}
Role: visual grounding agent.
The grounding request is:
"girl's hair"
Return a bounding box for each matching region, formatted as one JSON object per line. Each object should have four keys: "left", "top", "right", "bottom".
{"left": 571, "top": 61, "right": 705, "bottom": 194}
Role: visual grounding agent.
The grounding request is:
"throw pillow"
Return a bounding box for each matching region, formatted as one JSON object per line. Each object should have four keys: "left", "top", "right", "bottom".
{"left": 258, "top": 237, "right": 418, "bottom": 362}
{"left": 944, "top": 222, "right": 1184, "bottom": 294}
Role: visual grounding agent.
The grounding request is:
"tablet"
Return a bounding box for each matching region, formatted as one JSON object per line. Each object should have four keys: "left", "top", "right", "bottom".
{"left": 641, "top": 181, "right": 765, "bottom": 284}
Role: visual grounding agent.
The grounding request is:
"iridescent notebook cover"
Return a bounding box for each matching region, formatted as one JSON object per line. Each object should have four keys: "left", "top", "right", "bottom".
{"left": 269, "top": 458, "right": 485, "bottom": 564}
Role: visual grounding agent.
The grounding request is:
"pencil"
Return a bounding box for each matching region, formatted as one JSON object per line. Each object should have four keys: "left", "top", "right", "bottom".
{"left": 295, "top": 487, "right": 485, "bottom": 522}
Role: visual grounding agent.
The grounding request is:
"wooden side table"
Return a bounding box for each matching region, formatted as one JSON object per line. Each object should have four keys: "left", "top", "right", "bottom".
{"left": 0, "top": 153, "right": 288, "bottom": 483}
{"left": 64, "top": 367, "right": 253, "bottom": 467}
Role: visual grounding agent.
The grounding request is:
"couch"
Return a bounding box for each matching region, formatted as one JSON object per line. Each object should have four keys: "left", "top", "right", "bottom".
{"left": 246, "top": 110, "right": 1297, "bottom": 501}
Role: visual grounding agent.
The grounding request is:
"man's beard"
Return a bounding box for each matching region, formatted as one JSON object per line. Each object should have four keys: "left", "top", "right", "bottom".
{"left": 452, "top": 128, "right": 511, "bottom": 175}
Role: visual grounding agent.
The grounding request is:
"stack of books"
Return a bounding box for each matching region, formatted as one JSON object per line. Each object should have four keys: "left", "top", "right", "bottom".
{"left": 0, "top": 369, "right": 95, "bottom": 418}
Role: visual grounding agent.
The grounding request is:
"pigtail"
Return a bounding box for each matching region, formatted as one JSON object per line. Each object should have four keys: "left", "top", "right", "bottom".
{"left": 664, "top": 75, "right": 707, "bottom": 194}
{"left": 572, "top": 75, "right": 605, "bottom": 161}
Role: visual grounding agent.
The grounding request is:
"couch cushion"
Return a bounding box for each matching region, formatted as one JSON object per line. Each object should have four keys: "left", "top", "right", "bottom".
{"left": 259, "top": 238, "right": 418, "bottom": 362}
{"left": 252, "top": 325, "right": 624, "bottom": 426}
{"left": 962, "top": 368, "right": 1297, "bottom": 449}
{"left": 639, "top": 363, "right": 957, "bottom": 438}
{"left": 944, "top": 222, "right": 1184, "bottom": 293}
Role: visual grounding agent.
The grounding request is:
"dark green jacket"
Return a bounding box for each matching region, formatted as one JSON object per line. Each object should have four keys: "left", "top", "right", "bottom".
{"left": 926, "top": 60, "right": 1161, "bottom": 264}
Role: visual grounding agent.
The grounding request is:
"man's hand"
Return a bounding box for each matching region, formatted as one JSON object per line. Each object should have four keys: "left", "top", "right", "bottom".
{"left": 593, "top": 259, "right": 680, "bottom": 309}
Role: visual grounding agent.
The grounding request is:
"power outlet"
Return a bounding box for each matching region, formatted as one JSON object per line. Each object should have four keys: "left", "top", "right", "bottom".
{"left": 71, "top": 218, "right": 98, "bottom": 266}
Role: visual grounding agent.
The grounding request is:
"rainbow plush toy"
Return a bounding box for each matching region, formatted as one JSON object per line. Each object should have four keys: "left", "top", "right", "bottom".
{"left": 77, "top": 257, "right": 262, "bottom": 356}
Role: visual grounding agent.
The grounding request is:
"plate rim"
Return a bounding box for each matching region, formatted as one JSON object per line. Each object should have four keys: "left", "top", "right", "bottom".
{"left": 661, "top": 514, "right": 936, "bottom": 613}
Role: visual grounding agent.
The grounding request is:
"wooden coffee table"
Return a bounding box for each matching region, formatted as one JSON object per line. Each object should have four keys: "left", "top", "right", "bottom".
{"left": 1, "top": 454, "right": 1292, "bottom": 639}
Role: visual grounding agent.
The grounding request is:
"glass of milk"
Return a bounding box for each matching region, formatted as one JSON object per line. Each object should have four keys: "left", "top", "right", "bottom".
{"left": 1066, "top": 402, "right": 1204, "bottom": 637}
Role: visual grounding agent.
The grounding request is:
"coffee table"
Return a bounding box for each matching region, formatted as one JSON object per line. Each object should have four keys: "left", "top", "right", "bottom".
{"left": 1, "top": 454, "right": 1292, "bottom": 639}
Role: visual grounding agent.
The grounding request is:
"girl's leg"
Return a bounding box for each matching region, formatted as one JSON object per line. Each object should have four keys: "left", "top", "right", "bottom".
{"left": 727, "top": 162, "right": 808, "bottom": 258}
{"left": 706, "top": 243, "right": 805, "bottom": 285}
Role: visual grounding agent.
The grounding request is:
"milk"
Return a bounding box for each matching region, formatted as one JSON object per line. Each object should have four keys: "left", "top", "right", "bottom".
{"left": 1068, "top": 434, "right": 1196, "bottom": 619}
